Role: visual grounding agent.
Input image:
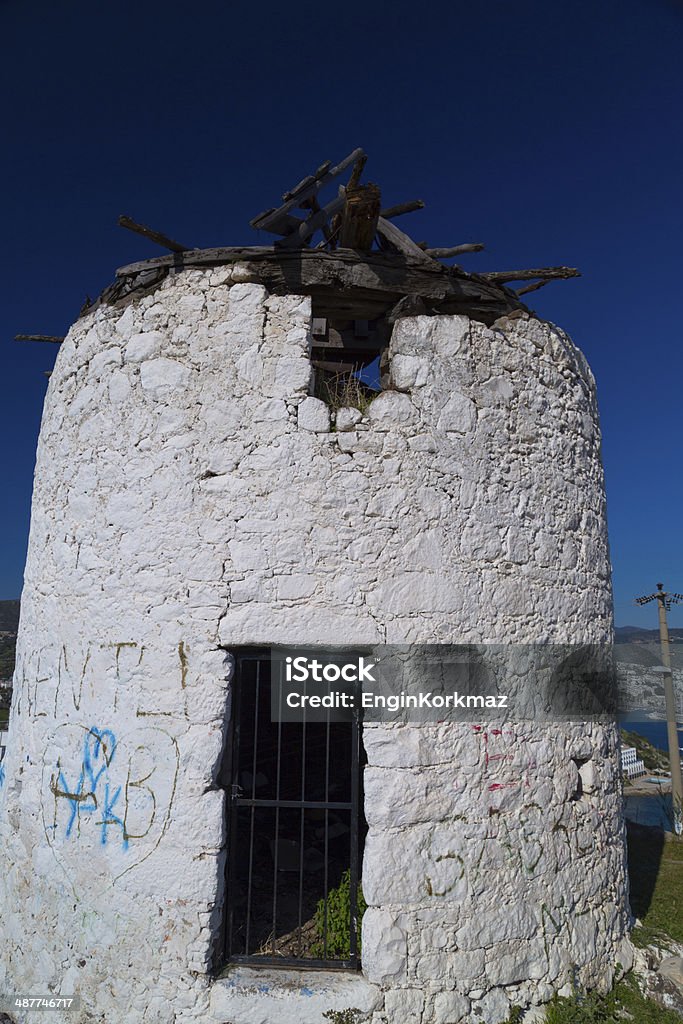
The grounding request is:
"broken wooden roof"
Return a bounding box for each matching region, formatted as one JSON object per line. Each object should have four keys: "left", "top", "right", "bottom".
{"left": 18, "top": 149, "right": 581, "bottom": 342}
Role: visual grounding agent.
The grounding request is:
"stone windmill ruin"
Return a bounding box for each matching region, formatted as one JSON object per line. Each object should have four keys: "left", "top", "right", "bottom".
{"left": 1, "top": 149, "right": 630, "bottom": 1024}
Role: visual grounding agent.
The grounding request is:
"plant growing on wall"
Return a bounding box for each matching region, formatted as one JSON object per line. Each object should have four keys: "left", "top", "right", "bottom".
{"left": 314, "top": 369, "right": 378, "bottom": 415}
{"left": 322, "top": 1010, "right": 365, "bottom": 1024}
{"left": 311, "top": 869, "right": 367, "bottom": 959}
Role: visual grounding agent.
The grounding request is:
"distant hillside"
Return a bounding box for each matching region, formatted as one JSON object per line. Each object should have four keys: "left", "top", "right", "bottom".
{"left": 616, "top": 625, "right": 683, "bottom": 643}
{"left": 0, "top": 600, "right": 20, "bottom": 633}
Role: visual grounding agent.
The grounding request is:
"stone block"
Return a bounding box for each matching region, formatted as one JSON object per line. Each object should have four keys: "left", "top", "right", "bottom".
{"left": 361, "top": 909, "right": 408, "bottom": 984}
{"left": 140, "top": 357, "right": 192, "bottom": 394}
{"left": 297, "top": 396, "right": 330, "bottom": 431}
{"left": 437, "top": 392, "right": 477, "bottom": 434}
{"left": 336, "top": 406, "right": 363, "bottom": 431}
{"left": 125, "top": 331, "right": 164, "bottom": 363}
{"left": 433, "top": 990, "right": 471, "bottom": 1023}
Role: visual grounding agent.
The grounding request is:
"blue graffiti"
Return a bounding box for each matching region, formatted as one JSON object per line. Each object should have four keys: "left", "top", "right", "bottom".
{"left": 53, "top": 727, "right": 128, "bottom": 848}
{"left": 0, "top": 762, "right": 5, "bottom": 788}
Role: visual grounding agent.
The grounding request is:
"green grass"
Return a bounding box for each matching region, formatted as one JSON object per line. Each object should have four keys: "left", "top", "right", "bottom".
{"left": 539, "top": 975, "right": 683, "bottom": 1023}
{"left": 515, "top": 826, "right": 683, "bottom": 1023}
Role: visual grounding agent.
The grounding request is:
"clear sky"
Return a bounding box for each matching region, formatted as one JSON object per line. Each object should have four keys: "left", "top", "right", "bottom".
{"left": 1, "top": 0, "right": 681, "bottom": 627}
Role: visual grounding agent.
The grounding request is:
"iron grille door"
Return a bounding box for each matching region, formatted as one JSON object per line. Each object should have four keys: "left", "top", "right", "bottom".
{"left": 223, "top": 649, "right": 364, "bottom": 969}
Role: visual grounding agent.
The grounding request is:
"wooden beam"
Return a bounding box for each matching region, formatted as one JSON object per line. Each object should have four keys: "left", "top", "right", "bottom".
{"left": 118, "top": 215, "right": 188, "bottom": 253}
{"left": 515, "top": 279, "right": 555, "bottom": 296}
{"left": 380, "top": 200, "right": 425, "bottom": 220}
{"left": 376, "top": 217, "right": 436, "bottom": 266}
{"left": 115, "top": 246, "right": 529, "bottom": 324}
{"left": 276, "top": 191, "right": 346, "bottom": 248}
{"left": 250, "top": 148, "right": 365, "bottom": 233}
{"left": 480, "top": 266, "right": 580, "bottom": 283}
{"left": 346, "top": 153, "right": 367, "bottom": 191}
{"left": 425, "top": 243, "right": 485, "bottom": 258}
{"left": 15, "top": 334, "right": 64, "bottom": 344}
{"left": 282, "top": 160, "right": 331, "bottom": 201}
{"left": 339, "top": 183, "right": 382, "bottom": 251}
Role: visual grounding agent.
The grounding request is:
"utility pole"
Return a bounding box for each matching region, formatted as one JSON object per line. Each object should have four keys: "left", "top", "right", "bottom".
{"left": 635, "top": 583, "right": 683, "bottom": 835}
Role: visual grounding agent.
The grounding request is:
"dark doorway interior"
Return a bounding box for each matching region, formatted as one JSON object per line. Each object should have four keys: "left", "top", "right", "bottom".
{"left": 220, "top": 649, "right": 367, "bottom": 969}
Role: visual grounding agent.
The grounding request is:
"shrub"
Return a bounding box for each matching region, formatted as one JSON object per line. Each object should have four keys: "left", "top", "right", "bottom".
{"left": 311, "top": 869, "right": 367, "bottom": 959}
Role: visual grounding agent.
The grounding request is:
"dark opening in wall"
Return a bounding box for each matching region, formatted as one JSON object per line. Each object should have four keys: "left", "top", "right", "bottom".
{"left": 570, "top": 756, "right": 590, "bottom": 801}
{"left": 219, "top": 649, "right": 367, "bottom": 970}
{"left": 310, "top": 313, "right": 387, "bottom": 413}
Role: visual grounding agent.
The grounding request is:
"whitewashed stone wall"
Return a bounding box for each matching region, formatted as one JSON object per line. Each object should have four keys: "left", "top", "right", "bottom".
{"left": 0, "top": 266, "right": 629, "bottom": 1024}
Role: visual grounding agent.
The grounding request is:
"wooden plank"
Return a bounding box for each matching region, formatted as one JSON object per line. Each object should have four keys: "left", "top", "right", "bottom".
{"left": 250, "top": 148, "right": 365, "bottom": 233}
{"left": 515, "top": 279, "right": 555, "bottom": 296}
{"left": 313, "top": 327, "right": 381, "bottom": 350}
{"left": 425, "top": 243, "right": 485, "bottom": 258}
{"left": 254, "top": 211, "right": 306, "bottom": 236}
{"left": 15, "top": 334, "right": 64, "bottom": 344}
{"left": 282, "top": 160, "right": 331, "bottom": 201}
{"left": 480, "top": 266, "right": 580, "bottom": 283}
{"left": 118, "top": 215, "right": 188, "bottom": 253}
{"left": 346, "top": 153, "right": 367, "bottom": 191}
{"left": 380, "top": 200, "right": 425, "bottom": 220}
{"left": 300, "top": 194, "right": 335, "bottom": 244}
{"left": 276, "top": 192, "right": 346, "bottom": 248}
{"left": 339, "top": 183, "right": 382, "bottom": 251}
{"left": 114, "top": 246, "right": 528, "bottom": 324}
{"left": 376, "top": 217, "right": 437, "bottom": 266}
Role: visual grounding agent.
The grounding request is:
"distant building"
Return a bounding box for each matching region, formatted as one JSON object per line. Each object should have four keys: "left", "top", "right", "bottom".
{"left": 621, "top": 745, "right": 646, "bottom": 779}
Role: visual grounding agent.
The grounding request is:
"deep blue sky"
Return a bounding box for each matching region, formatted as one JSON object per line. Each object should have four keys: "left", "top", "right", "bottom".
{"left": 1, "top": 0, "right": 682, "bottom": 627}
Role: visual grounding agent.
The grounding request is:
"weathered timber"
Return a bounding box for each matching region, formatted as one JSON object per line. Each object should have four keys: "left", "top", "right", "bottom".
{"left": 282, "top": 160, "right": 331, "bottom": 201}
{"left": 250, "top": 148, "right": 365, "bottom": 233}
{"left": 311, "top": 326, "right": 382, "bottom": 350}
{"left": 376, "top": 217, "right": 437, "bottom": 267}
{"left": 276, "top": 192, "right": 346, "bottom": 248}
{"left": 380, "top": 200, "right": 425, "bottom": 220}
{"left": 386, "top": 295, "right": 429, "bottom": 324}
{"left": 346, "top": 153, "right": 367, "bottom": 191}
{"left": 339, "top": 183, "right": 382, "bottom": 251}
{"left": 515, "top": 279, "right": 556, "bottom": 296}
{"left": 300, "top": 194, "right": 335, "bottom": 243}
{"left": 480, "top": 266, "right": 580, "bottom": 283}
{"left": 113, "top": 246, "right": 529, "bottom": 325}
{"left": 425, "top": 243, "right": 485, "bottom": 258}
{"left": 15, "top": 334, "right": 64, "bottom": 344}
{"left": 118, "top": 215, "right": 188, "bottom": 253}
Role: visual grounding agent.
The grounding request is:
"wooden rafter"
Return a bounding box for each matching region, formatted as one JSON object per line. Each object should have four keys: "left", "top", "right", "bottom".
{"left": 15, "top": 334, "right": 64, "bottom": 344}
{"left": 118, "top": 215, "right": 188, "bottom": 253}
{"left": 425, "top": 243, "right": 485, "bottom": 258}
{"left": 380, "top": 200, "right": 425, "bottom": 220}
{"left": 480, "top": 266, "right": 580, "bottom": 284}
{"left": 250, "top": 148, "right": 365, "bottom": 235}
{"left": 376, "top": 217, "right": 436, "bottom": 266}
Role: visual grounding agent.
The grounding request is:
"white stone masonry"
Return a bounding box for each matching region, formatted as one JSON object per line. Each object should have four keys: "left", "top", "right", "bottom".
{"left": 0, "top": 267, "right": 629, "bottom": 1024}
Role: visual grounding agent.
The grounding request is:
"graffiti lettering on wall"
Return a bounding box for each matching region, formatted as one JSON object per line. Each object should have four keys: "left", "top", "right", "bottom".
{"left": 50, "top": 728, "right": 127, "bottom": 847}
{"left": 43, "top": 723, "right": 179, "bottom": 868}
{"left": 15, "top": 640, "right": 188, "bottom": 721}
